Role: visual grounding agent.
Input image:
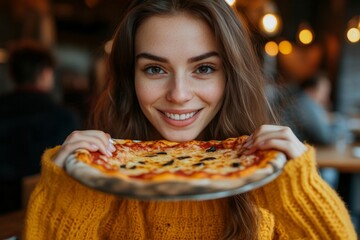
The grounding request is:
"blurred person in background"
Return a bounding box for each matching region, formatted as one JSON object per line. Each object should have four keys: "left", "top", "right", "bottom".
{"left": 281, "top": 72, "right": 350, "bottom": 146}
{"left": 0, "top": 39, "right": 80, "bottom": 214}
{"left": 279, "top": 72, "right": 351, "bottom": 190}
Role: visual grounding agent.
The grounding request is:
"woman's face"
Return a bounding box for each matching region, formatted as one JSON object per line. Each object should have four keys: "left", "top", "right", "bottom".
{"left": 134, "top": 13, "right": 225, "bottom": 141}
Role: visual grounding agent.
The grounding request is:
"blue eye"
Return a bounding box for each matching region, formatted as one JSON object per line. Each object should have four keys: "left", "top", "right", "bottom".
{"left": 145, "top": 66, "right": 165, "bottom": 75}
{"left": 195, "top": 65, "right": 214, "bottom": 74}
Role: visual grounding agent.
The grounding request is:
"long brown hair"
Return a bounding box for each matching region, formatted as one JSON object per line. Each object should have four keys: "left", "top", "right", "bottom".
{"left": 91, "top": 0, "right": 276, "bottom": 239}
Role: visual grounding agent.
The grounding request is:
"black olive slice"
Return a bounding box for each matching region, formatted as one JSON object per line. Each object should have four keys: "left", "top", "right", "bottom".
{"left": 231, "top": 162, "right": 240, "bottom": 167}
{"left": 162, "top": 160, "right": 174, "bottom": 166}
{"left": 193, "top": 162, "right": 204, "bottom": 167}
{"left": 206, "top": 146, "right": 217, "bottom": 152}
{"left": 200, "top": 157, "right": 216, "bottom": 161}
{"left": 157, "top": 152, "right": 167, "bottom": 155}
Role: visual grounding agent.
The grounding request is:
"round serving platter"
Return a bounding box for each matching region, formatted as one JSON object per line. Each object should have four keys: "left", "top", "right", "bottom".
{"left": 65, "top": 152, "right": 286, "bottom": 201}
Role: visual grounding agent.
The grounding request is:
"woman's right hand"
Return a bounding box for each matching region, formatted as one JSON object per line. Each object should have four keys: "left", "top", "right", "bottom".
{"left": 53, "top": 130, "right": 116, "bottom": 167}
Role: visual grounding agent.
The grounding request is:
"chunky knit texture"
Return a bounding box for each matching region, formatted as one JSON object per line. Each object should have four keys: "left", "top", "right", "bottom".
{"left": 24, "top": 146, "right": 357, "bottom": 239}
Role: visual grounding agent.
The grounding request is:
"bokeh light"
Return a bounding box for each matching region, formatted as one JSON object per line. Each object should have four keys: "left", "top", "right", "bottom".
{"left": 262, "top": 14, "right": 278, "bottom": 33}
{"left": 265, "top": 41, "right": 279, "bottom": 56}
{"left": 298, "top": 29, "right": 313, "bottom": 44}
{"left": 279, "top": 40, "right": 293, "bottom": 55}
{"left": 347, "top": 28, "right": 360, "bottom": 43}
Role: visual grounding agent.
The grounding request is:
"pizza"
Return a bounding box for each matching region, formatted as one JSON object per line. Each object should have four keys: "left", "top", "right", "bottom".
{"left": 71, "top": 136, "right": 284, "bottom": 182}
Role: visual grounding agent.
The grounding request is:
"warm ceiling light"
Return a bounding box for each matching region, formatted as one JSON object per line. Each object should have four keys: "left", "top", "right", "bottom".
{"left": 278, "top": 40, "right": 292, "bottom": 55}
{"left": 298, "top": 29, "right": 313, "bottom": 45}
{"left": 259, "top": 1, "right": 282, "bottom": 36}
{"left": 262, "top": 14, "right": 278, "bottom": 33}
{"left": 347, "top": 28, "right": 360, "bottom": 43}
{"left": 225, "top": 0, "right": 236, "bottom": 6}
{"left": 346, "top": 16, "right": 360, "bottom": 43}
{"left": 264, "top": 41, "right": 279, "bottom": 56}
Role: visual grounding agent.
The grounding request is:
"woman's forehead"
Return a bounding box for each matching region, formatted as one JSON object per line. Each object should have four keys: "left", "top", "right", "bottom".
{"left": 134, "top": 13, "right": 218, "bottom": 56}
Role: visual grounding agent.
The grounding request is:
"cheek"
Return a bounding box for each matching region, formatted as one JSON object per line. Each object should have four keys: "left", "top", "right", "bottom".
{"left": 212, "top": 88, "right": 225, "bottom": 107}
{"left": 135, "top": 79, "right": 149, "bottom": 106}
{"left": 135, "top": 78, "right": 163, "bottom": 107}
{"left": 199, "top": 80, "right": 225, "bottom": 105}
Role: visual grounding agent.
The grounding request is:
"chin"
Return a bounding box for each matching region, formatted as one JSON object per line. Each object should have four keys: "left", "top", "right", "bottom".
{"left": 161, "top": 131, "right": 200, "bottom": 142}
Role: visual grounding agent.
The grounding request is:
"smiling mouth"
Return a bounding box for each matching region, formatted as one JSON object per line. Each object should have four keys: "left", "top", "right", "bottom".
{"left": 163, "top": 110, "right": 200, "bottom": 121}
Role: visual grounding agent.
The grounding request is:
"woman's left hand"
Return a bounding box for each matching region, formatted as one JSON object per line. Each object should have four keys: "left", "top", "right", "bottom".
{"left": 243, "top": 125, "right": 307, "bottom": 159}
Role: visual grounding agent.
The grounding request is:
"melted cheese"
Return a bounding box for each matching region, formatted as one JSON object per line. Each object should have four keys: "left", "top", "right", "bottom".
{"left": 100, "top": 138, "right": 260, "bottom": 177}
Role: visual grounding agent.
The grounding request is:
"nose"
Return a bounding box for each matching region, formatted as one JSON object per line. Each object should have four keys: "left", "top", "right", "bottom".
{"left": 166, "top": 73, "right": 193, "bottom": 103}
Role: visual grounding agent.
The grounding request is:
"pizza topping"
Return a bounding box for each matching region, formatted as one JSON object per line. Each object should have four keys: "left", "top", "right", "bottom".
{"left": 200, "top": 157, "right": 216, "bottom": 161}
{"left": 157, "top": 152, "right": 167, "bottom": 155}
{"left": 192, "top": 162, "right": 204, "bottom": 167}
{"left": 231, "top": 162, "right": 240, "bottom": 168}
{"left": 162, "top": 160, "right": 174, "bottom": 166}
{"left": 74, "top": 136, "right": 278, "bottom": 180}
{"left": 240, "top": 155, "right": 255, "bottom": 166}
{"left": 206, "top": 146, "right": 217, "bottom": 152}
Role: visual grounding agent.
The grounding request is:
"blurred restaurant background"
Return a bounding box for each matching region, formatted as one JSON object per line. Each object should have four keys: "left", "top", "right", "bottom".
{"left": 0, "top": 0, "right": 360, "bottom": 237}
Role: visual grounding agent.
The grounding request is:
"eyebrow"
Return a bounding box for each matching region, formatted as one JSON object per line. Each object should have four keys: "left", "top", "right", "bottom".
{"left": 188, "top": 51, "right": 220, "bottom": 63}
{"left": 136, "top": 51, "right": 220, "bottom": 63}
{"left": 136, "top": 53, "right": 168, "bottom": 63}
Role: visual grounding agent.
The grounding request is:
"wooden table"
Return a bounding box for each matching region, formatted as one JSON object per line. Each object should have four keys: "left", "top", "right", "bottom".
{"left": 316, "top": 143, "right": 360, "bottom": 172}
{"left": 0, "top": 210, "right": 25, "bottom": 239}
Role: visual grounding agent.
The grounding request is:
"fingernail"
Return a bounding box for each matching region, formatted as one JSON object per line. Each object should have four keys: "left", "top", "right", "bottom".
{"left": 90, "top": 144, "right": 99, "bottom": 150}
{"left": 108, "top": 144, "right": 116, "bottom": 152}
{"left": 109, "top": 138, "right": 116, "bottom": 144}
{"left": 106, "top": 150, "right": 113, "bottom": 157}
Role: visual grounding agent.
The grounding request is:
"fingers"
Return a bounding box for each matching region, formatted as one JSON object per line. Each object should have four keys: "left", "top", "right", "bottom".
{"left": 244, "top": 125, "right": 307, "bottom": 159}
{"left": 53, "top": 130, "right": 116, "bottom": 167}
{"left": 67, "top": 130, "right": 115, "bottom": 155}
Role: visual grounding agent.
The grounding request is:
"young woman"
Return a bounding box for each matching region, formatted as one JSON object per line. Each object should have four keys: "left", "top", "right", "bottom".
{"left": 24, "top": 0, "right": 356, "bottom": 239}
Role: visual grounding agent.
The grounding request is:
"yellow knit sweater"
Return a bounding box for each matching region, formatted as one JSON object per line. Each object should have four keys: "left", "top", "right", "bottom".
{"left": 24, "top": 146, "right": 357, "bottom": 239}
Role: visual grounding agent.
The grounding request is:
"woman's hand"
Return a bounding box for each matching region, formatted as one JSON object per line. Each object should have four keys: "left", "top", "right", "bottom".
{"left": 53, "top": 130, "right": 116, "bottom": 167}
{"left": 243, "top": 125, "right": 307, "bottom": 159}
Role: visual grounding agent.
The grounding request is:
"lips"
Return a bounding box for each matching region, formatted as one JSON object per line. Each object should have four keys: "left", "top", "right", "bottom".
{"left": 159, "top": 109, "right": 201, "bottom": 127}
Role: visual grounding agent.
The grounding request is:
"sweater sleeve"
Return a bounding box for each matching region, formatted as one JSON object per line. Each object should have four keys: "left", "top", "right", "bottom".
{"left": 251, "top": 145, "right": 357, "bottom": 239}
{"left": 23, "top": 146, "right": 120, "bottom": 239}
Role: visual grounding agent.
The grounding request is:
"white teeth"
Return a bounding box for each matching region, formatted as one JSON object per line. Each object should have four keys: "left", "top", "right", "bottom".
{"left": 165, "top": 111, "right": 197, "bottom": 121}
